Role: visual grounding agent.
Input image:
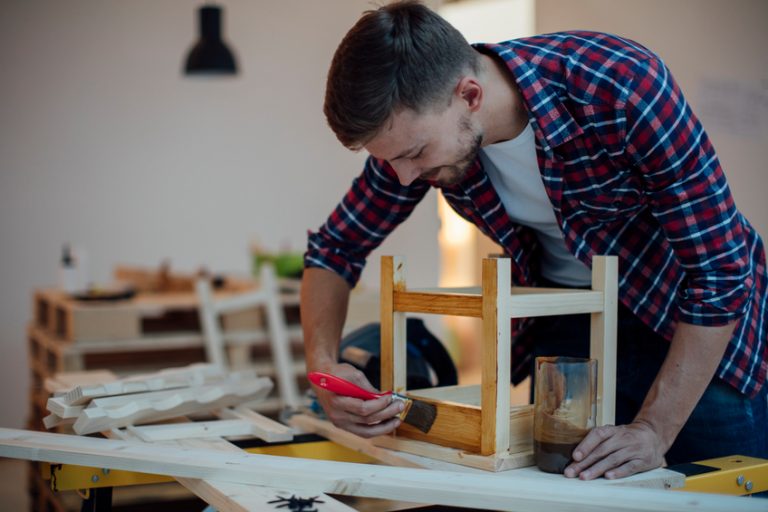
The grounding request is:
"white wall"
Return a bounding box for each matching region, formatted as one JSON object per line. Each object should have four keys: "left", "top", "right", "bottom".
{"left": 0, "top": 1, "right": 441, "bottom": 427}
{"left": 536, "top": 0, "right": 768, "bottom": 239}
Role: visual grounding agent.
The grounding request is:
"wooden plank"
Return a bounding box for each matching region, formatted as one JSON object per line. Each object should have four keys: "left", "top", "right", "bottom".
{"left": 218, "top": 407, "right": 293, "bottom": 443}
{"left": 45, "top": 397, "right": 83, "bottom": 419}
{"left": 44, "top": 370, "right": 117, "bottom": 394}
{"left": 372, "top": 434, "right": 533, "bottom": 472}
{"left": 78, "top": 371, "right": 258, "bottom": 409}
{"left": 590, "top": 256, "right": 618, "bottom": 426}
{"left": 393, "top": 398, "right": 533, "bottom": 456}
{"left": 377, "top": 402, "right": 532, "bottom": 468}
{"left": 394, "top": 397, "right": 482, "bottom": 452}
{"left": 3, "top": 428, "right": 748, "bottom": 512}
{"left": 409, "top": 286, "right": 482, "bottom": 294}
{"left": 380, "top": 256, "right": 395, "bottom": 393}
{"left": 391, "top": 288, "right": 603, "bottom": 318}
{"left": 62, "top": 363, "right": 223, "bottom": 405}
{"left": 72, "top": 377, "right": 274, "bottom": 434}
{"left": 480, "top": 258, "right": 511, "bottom": 456}
{"left": 180, "top": 479, "right": 358, "bottom": 512}
{"left": 408, "top": 384, "right": 483, "bottom": 406}
{"left": 380, "top": 256, "right": 406, "bottom": 393}
{"left": 42, "top": 413, "right": 73, "bottom": 430}
{"left": 258, "top": 264, "right": 302, "bottom": 409}
{"left": 393, "top": 291, "right": 483, "bottom": 317}
{"left": 126, "top": 420, "right": 254, "bottom": 442}
{"left": 506, "top": 290, "right": 604, "bottom": 317}
{"left": 288, "top": 414, "right": 424, "bottom": 468}
{"left": 115, "top": 418, "right": 349, "bottom": 512}
{"left": 196, "top": 278, "right": 227, "bottom": 368}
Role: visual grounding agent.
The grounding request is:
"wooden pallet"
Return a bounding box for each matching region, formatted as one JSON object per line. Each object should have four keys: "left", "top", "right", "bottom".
{"left": 32, "top": 287, "right": 270, "bottom": 344}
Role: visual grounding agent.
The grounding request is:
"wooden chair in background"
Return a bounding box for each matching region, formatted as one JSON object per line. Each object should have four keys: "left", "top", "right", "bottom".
{"left": 195, "top": 264, "right": 302, "bottom": 411}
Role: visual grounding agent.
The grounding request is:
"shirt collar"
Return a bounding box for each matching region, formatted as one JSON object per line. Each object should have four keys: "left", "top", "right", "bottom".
{"left": 472, "top": 42, "right": 583, "bottom": 151}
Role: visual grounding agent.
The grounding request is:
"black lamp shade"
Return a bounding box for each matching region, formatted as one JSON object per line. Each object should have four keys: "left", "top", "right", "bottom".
{"left": 184, "top": 5, "right": 238, "bottom": 75}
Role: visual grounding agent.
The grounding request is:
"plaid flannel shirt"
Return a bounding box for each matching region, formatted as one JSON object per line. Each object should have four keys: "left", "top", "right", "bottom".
{"left": 306, "top": 31, "right": 767, "bottom": 397}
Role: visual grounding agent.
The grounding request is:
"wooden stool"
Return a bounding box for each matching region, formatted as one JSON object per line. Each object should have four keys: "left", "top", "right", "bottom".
{"left": 378, "top": 255, "right": 617, "bottom": 470}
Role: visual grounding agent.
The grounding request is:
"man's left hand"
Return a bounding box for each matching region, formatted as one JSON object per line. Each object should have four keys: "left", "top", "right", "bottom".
{"left": 564, "top": 421, "right": 665, "bottom": 480}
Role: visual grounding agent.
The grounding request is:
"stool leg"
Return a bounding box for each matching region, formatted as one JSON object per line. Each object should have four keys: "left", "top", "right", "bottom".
{"left": 480, "top": 258, "right": 511, "bottom": 456}
{"left": 381, "top": 256, "right": 406, "bottom": 393}
{"left": 590, "top": 255, "right": 618, "bottom": 426}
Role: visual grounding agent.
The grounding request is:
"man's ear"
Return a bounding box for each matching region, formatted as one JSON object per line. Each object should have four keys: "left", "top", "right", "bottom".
{"left": 455, "top": 76, "right": 482, "bottom": 112}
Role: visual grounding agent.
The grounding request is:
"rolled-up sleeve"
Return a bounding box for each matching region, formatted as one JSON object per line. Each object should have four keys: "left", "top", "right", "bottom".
{"left": 304, "top": 156, "right": 430, "bottom": 287}
{"left": 624, "top": 56, "right": 752, "bottom": 325}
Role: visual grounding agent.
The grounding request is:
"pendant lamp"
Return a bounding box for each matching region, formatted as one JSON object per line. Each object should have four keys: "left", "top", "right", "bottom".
{"left": 184, "top": 5, "right": 238, "bottom": 75}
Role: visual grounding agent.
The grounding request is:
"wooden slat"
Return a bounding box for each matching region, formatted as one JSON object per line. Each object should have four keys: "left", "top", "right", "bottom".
{"left": 408, "top": 384, "right": 483, "bottom": 406}
{"left": 113, "top": 423, "right": 351, "bottom": 512}
{"left": 72, "top": 377, "right": 274, "bottom": 434}
{"left": 62, "top": 363, "right": 222, "bottom": 405}
{"left": 372, "top": 434, "right": 533, "bottom": 472}
{"left": 393, "top": 291, "right": 483, "bottom": 317}
{"left": 380, "top": 256, "right": 395, "bottom": 393}
{"left": 394, "top": 398, "right": 482, "bottom": 453}
{"left": 380, "top": 256, "right": 407, "bottom": 393}
{"left": 288, "top": 414, "right": 424, "bottom": 468}
{"left": 2, "top": 428, "right": 758, "bottom": 512}
{"left": 127, "top": 420, "right": 254, "bottom": 442}
{"left": 180, "top": 478, "right": 358, "bottom": 512}
{"left": 480, "top": 258, "right": 511, "bottom": 456}
{"left": 590, "top": 255, "right": 618, "bottom": 426}
{"left": 507, "top": 290, "right": 604, "bottom": 317}
{"left": 218, "top": 407, "right": 293, "bottom": 443}
{"left": 258, "top": 264, "right": 303, "bottom": 409}
{"left": 391, "top": 289, "right": 602, "bottom": 318}
{"left": 391, "top": 400, "right": 533, "bottom": 458}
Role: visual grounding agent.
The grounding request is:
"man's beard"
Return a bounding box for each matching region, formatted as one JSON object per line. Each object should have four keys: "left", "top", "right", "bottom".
{"left": 422, "top": 115, "right": 483, "bottom": 186}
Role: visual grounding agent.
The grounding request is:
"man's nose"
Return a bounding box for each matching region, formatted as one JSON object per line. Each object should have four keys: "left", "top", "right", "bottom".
{"left": 392, "top": 161, "right": 421, "bottom": 186}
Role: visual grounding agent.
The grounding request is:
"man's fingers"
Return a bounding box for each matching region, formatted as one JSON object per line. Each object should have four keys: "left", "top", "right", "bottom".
{"left": 605, "top": 458, "right": 645, "bottom": 480}
{"left": 565, "top": 426, "right": 622, "bottom": 478}
{"left": 575, "top": 447, "right": 632, "bottom": 480}
{"left": 565, "top": 423, "right": 664, "bottom": 480}
{"left": 327, "top": 394, "right": 402, "bottom": 426}
{"left": 336, "top": 394, "right": 393, "bottom": 417}
{"left": 344, "top": 417, "right": 401, "bottom": 438}
{"left": 572, "top": 425, "right": 614, "bottom": 462}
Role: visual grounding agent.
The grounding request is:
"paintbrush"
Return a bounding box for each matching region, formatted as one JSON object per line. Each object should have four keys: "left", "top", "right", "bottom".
{"left": 307, "top": 371, "right": 437, "bottom": 433}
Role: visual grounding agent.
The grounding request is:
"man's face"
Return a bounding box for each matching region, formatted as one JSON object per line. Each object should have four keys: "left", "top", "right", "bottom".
{"left": 364, "top": 103, "right": 483, "bottom": 187}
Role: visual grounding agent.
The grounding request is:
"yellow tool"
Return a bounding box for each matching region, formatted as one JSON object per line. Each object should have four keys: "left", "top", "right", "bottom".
{"left": 43, "top": 438, "right": 374, "bottom": 492}
{"left": 670, "top": 455, "right": 768, "bottom": 496}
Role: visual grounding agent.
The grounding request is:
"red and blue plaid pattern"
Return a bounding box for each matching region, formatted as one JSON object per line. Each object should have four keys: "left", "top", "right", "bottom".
{"left": 306, "top": 31, "right": 766, "bottom": 397}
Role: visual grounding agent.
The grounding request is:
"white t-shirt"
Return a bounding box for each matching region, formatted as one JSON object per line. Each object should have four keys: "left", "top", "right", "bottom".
{"left": 479, "top": 123, "right": 591, "bottom": 287}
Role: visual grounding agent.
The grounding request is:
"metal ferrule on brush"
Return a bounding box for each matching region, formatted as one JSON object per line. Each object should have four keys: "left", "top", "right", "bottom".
{"left": 390, "top": 393, "right": 413, "bottom": 421}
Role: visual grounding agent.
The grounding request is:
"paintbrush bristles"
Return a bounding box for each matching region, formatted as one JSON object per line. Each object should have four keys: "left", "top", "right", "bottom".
{"left": 393, "top": 394, "right": 437, "bottom": 433}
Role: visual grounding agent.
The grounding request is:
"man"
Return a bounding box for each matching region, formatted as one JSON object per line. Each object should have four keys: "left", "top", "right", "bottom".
{"left": 301, "top": 1, "right": 767, "bottom": 480}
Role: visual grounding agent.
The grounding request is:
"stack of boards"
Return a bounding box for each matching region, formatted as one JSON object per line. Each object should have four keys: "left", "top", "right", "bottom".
{"left": 42, "top": 363, "right": 291, "bottom": 442}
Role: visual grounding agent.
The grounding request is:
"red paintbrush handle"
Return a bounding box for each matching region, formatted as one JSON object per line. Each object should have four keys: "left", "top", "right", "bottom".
{"left": 307, "top": 371, "right": 392, "bottom": 400}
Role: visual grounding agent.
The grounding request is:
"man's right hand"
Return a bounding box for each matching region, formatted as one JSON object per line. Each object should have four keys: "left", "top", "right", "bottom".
{"left": 310, "top": 362, "right": 404, "bottom": 437}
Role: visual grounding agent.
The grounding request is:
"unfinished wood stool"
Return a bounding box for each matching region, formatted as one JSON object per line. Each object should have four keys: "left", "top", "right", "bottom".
{"left": 376, "top": 255, "right": 617, "bottom": 471}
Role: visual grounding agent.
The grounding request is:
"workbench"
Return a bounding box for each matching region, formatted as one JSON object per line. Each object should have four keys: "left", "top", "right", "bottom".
{"left": 3, "top": 420, "right": 766, "bottom": 512}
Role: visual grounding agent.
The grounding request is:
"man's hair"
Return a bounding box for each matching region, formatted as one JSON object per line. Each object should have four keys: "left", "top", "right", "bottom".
{"left": 324, "top": 1, "right": 478, "bottom": 149}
